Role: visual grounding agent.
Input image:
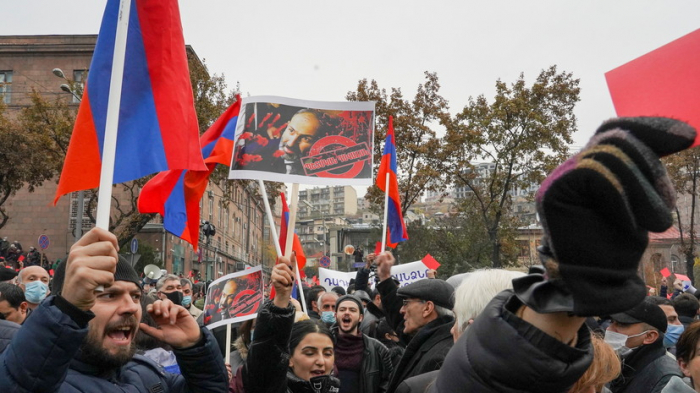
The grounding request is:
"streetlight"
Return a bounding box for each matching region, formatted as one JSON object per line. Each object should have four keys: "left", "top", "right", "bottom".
{"left": 200, "top": 221, "right": 216, "bottom": 280}
{"left": 53, "top": 67, "right": 85, "bottom": 243}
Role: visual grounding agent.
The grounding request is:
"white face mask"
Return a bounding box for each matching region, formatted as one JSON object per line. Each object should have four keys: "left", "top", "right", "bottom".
{"left": 604, "top": 329, "right": 649, "bottom": 357}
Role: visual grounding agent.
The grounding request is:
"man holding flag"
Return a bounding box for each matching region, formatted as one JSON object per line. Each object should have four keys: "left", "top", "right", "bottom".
{"left": 3, "top": 0, "right": 228, "bottom": 391}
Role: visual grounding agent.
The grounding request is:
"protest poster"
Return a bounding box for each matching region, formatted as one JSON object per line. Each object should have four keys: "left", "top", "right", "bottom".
{"left": 318, "top": 261, "right": 430, "bottom": 291}
{"left": 203, "top": 266, "right": 264, "bottom": 330}
{"left": 229, "top": 96, "right": 375, "bottom": 186}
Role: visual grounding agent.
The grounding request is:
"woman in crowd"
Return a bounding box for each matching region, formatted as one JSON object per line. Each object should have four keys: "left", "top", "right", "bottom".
{"left": 241, "top": 255, "right": 340, "bottom": 393}
{"left": 567, "top": 334, "right": 620, "bottom": 393}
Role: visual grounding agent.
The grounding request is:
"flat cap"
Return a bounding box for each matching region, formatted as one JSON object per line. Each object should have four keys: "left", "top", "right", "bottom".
{"left": 0, "top": 267, "right": 17, "bottom": 282}
{"left": 397, "top": 279, "right": 454, "bottom": 309}
{"left": 611, "top": 298, "right": 668, "bottom": 333}
{"left": 353, "top": 290, "right": 371, "bottom": 304}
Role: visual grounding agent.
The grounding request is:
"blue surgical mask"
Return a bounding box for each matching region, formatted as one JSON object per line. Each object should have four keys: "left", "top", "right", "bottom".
{"left": 181, "top": 295, "right": 192, "bottom": 308}
{"left": 321, "top": 311, "right": 336, "bottom": 324}
{"left": 24, "top": 281, "right": 48, "bottom": 304}
{"left": 664, "top": 324, "right": 685, "bottom": 348}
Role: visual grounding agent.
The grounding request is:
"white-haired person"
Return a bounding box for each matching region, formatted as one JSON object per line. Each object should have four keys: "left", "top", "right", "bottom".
{"left": 450, "top": 269, "right": 526, "bottom": 342}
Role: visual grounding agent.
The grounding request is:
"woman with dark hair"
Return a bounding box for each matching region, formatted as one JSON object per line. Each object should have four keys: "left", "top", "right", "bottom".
{"left": 241, "top": 256, "right": 339, "bottom": 393}
{"left": 675, "top": 322, "right": 700, "bottom": 392}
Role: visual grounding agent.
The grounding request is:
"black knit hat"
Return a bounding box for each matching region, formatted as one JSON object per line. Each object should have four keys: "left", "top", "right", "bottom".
{"left": 336, "top": 294, "right": 364, "bottom": 315}
{"left": 0, "top": 267, "right": 17, "bottom": 282}
{"left": 530, "top": 117, "right": 696, "bottom": 316}
{"left": 53, "top": 255, "right": 142, "bottom": 296}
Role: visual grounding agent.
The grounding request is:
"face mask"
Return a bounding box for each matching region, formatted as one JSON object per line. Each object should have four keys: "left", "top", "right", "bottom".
{"left": 164, "top": 291, "right": 183, "bottom": 306}
{"left": 24, "top": 281, "right": 48, "bottom": 304}
{"left": 181, "top": 295, "right": 192, "bottom": 308}
{"left": 604, "top": 329, "right": 649, "bottom": 357}
{"left": 321, "top": 311, "right": 336, "bottom": 324}
{"left": 664, "top": 324, "right": 685, "bottom": 348}
{"left": 250, "top": 329, "right": 254, "bottom": 343}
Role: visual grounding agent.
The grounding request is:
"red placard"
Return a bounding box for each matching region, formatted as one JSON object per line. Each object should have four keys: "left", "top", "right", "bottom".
{"left": 660, "top": 267, "right": 672, "bottom": 278}
{"left": 606, "top": 28, "right": 700, "bottom": 147}
{"left": 422, "top": 254, "right": 441, "bottom": 270}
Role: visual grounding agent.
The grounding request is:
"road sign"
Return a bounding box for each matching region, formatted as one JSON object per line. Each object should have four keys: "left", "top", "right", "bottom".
{"left": 38, "top": 234, "right": 50, "bottom": 250}
{"left": 319, "top": 255, "right": 331, "bottom": 268}
{"left": 130, "top": 238, "right": 138, "bottom": 254}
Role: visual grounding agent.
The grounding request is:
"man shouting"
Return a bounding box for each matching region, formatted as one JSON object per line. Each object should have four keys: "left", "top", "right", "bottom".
{"left": 0, "top": 227, "right": 228, "bottom": 392}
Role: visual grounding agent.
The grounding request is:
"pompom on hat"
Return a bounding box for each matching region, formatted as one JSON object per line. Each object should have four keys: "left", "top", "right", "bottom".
{"left": 515, "top": 117, "right": 697, "bottom": 317}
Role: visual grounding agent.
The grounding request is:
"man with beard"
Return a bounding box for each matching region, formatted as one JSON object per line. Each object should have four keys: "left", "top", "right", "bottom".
{"left": 333, "top": 294, "right": 393, "bottom": 393}
{"left": 0, "top": 227, "right": 228, "bottom": 392}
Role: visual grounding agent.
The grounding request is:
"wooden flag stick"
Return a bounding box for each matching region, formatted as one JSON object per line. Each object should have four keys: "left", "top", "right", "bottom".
{"left": 381, "top": 175, "right": 390, "bottom": 252}
{"left": 258, "top": 180, "right": 282, "bottom": 257}
{"left": 95, "top": 0, "right": 130, "bottom": 230}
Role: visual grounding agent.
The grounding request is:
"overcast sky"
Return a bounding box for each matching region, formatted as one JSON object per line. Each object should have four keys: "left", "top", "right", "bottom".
{"left": 5, "top": 1, "right": 700, "bottom": 196}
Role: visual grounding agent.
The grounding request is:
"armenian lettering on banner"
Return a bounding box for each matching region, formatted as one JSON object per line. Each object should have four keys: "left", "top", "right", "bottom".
{"left": 319, "top": 261, "right": 430, "bottom": 291}
{"left": 228, "top": 96, "right": 375, "bottom": 186}
{"left": 203, "top": 266, "right": 264, "bottom": 330}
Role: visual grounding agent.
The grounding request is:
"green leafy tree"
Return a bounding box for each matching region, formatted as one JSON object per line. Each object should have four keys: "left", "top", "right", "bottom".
{"left": 444, "top": 66, "right": 580, "bottom": 268}
{"left": 663, "top": 149, "right": 700, "bottom": 284}
{"left": 0, "top": 92, "right": 75, "bottom": 230}
{"left": 122, "top": 241, "right": 162, "bottom": 275}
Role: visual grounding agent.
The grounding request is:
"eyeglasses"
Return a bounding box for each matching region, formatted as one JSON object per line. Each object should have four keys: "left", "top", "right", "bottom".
{"left": 401, "top": 299, "right": 425, "bottom": 307}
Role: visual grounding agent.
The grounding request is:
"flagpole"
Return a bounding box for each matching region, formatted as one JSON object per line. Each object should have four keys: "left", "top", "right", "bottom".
{"left": 285, "top": 183, "right": 307, "bottom": 313}
{"left": 381, "top": 175, "right": 389, "bottom": 252}
{"left": 225, "top": 324, "right": 232, "bottom": 364}
{"left": 95, "top": 0, "right": 130, "bottom": 230}
{"left": 258, "top": 180, "right": 283, "bottom": 257}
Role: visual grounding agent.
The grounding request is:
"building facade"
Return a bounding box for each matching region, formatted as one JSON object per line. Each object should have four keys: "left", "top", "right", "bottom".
{"left": 0, "top": 35, "right": 271, "bottom": 281}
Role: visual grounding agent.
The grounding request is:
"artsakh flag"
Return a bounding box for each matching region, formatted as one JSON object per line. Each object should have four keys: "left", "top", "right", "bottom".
{"left": 606, "top": 28, "right": 700, "bottom": 147}
{"left": 54, "top": 0, "right": 205, "bottom": 204}
{"left": 377, "top": 116, "right": 408, "bottom": 247}
{"left": 138, "top": 98, "right": 241, "bottom": 251}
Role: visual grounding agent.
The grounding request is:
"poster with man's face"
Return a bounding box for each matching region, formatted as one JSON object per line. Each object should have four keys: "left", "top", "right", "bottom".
{"left": 228, "top": 96, "right": 375, "bottom": 185}
{"left": 203, "top": 266, "right": 264, "bottom": 330}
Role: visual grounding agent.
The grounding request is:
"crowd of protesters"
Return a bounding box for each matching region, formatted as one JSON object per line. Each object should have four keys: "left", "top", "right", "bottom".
{"left": 2, "top": 117, "right": 700, "bottom": 392}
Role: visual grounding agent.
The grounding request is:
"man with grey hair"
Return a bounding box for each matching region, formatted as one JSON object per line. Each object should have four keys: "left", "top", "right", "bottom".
{"left": 179, "top": 278, "right": 202, "bottom": 319}
{"left": 156, "top": 274, "right": 184, "bottom": 306}
{"left": 374, "top": 252, "right": 455, "bottom": 393}
{"left": 318, "top": 290, "right": 339, "bottom": 326}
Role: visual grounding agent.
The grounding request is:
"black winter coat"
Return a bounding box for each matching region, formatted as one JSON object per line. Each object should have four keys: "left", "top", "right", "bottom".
{"left": 0, "top": 295, "right": 229, "bottom": 393}
{"left": 377, "top": 277, "right": 454, "bottom": 393}
{"left": 608, "top": 339, "right": 683, "bottom": 393}
{"left": 429, "top": 290, "right": 593, "bottom": 393}
{"left": 333, "top": 328, "right": 394, "bottom": 393}
{"left": 243, "top": 300, "right": 341, "bottom": 393}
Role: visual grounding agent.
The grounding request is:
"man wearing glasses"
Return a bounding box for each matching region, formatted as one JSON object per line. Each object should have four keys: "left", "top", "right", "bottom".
{"left": 374, "top": 252, "right": 455, "bottom": 393}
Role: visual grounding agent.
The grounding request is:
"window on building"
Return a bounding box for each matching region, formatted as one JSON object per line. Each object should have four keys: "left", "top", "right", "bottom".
{"left": 72, "top": 70, "right": 87, "bottom": 103}
{"left": 208, "top": 192, "right": 214, "bottom": 222}
{"left": 0, "top": 71, "right": 12, "bottom": 104}
{"left": 218, "top": 201, "right": 223, "bottom": 228}
{"left": 224, "top": 206, "right": 229, "bottom": 235}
